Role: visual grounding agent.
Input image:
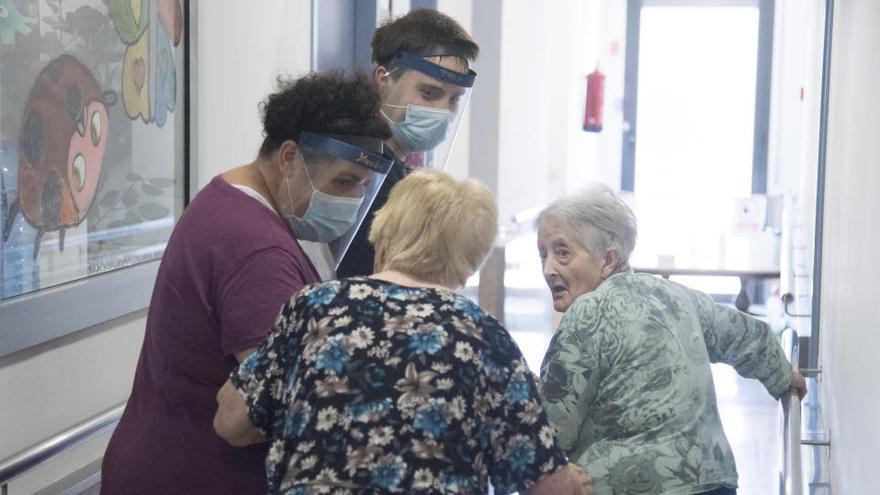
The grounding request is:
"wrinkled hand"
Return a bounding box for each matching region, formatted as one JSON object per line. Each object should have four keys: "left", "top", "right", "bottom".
{"left": 790, "top": 371, "right": 807, "bottom": 399}
{"left": 525, "top": 464, "right": 593, "bottom": 495}
{"left": 570, "top": 464, "right": 594, "bottom": 495}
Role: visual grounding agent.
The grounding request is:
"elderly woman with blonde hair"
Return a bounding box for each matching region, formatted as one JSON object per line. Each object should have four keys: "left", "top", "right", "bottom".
{"left": 214, "top": 169, "right": 592, "bottom": 494}
{"left": 536, "top": 183, "right": 806, "bottom": 495}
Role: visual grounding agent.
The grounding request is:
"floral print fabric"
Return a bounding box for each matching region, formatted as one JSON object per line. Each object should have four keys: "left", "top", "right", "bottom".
{"left": 539, "top": 272, "right": 792, "bottom": 495}
{"left": 231, "top": 277, "right": 567, "bottom": 494}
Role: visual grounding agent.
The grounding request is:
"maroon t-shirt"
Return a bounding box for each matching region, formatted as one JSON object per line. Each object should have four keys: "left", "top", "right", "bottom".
{"left": 101, "top": 176, "right": 320, "bottom": 494}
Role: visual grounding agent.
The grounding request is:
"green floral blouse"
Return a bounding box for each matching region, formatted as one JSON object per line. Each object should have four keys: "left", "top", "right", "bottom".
{"left": 539, "top": 272, "right": 792, "bottom": 495}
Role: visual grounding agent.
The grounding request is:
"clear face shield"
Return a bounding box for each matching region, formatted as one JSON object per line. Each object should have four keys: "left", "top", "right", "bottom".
{"left": 288, "top": 132, "right": 393, "bottom": 268}
{"left": 378, "top": 51, "right": 476, "bottom": 170}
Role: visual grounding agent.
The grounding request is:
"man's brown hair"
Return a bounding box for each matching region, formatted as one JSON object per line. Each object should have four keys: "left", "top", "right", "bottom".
{"left": 371, "top": 9, "right": 479, "bottom": 68}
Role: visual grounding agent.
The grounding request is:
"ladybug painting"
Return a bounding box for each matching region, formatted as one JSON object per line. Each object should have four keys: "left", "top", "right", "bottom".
{"left": 2, "top": 54, "right": 115, "bottom": 259}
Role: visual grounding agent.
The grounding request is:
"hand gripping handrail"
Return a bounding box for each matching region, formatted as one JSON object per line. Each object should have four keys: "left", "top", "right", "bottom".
{"left": 780, "top": 328, "right": 802, "bottom": 495}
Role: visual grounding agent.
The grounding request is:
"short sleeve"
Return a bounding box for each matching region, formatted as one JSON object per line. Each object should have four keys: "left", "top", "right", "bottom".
{"left": 217, "top": 247, "right": 312, "bottom": 356}
{"left": 229, "top": 290, "right": 308, "bottom": 436}
{"left": 488, "top": 351, "right": 568, "bottom": 494}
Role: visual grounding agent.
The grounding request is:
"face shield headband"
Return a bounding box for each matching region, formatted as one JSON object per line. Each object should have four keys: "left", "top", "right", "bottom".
{"left": 297, "top": 131, "right": 393, "bottom": 175}
{"left": 391, "top": 51, "right": 477, "bottom": 88}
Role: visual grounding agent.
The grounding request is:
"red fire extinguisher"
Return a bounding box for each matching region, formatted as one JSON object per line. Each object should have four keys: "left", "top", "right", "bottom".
{"left": 583, "top": 68, "right": 605, "bottom": 132}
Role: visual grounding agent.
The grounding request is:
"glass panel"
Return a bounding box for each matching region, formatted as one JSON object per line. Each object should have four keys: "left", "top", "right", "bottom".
{"left": 630, "top": 6, "right": 759, "bottom": 270}
{"left": 1, "top": 0, "right": 186, "bottom": 301}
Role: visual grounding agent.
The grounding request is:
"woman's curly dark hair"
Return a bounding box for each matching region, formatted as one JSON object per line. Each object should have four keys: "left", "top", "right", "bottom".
{"left": 259, "top": 71, "right": 391, "bottom": 156}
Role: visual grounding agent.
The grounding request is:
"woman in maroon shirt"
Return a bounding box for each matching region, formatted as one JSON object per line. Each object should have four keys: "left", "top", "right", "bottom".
{"left": 101, "top": 72, "right": 393, "bottom": 494}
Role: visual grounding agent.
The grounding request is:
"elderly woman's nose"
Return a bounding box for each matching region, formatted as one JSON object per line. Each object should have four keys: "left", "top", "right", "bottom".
{"left": 542, "top": 258, "right": 558, "bottom": 277}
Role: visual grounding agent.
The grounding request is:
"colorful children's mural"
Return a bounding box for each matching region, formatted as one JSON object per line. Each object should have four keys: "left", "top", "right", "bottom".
{"left": 110, "top": 0, "right": 182, "bottom": 126}
{"left": 0, "top": 0, "right": 185, "bottom": 300}
{"left": 3, "top": 54, "right": 114, "bottom": 258}
{"left": 0, "top": 0, "right": 36, "bottom": 47}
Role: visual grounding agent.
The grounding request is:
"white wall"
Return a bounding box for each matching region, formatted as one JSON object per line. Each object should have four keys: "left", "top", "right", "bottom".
{"left": 192, "top": 0, "right": 311, "bottom": 191}
{"left": 0, "top": 312, "right": 146, "bottom": 493}
{"left": 767, "top": 0, "right": 825, "bottom": 199}
{"left": 590, "top": 0, "right": 627, "bottom": 193}
{"left": 427, "top": 1, "right": 628, "bottom": 231}
{"left": 0, "top": 2, "right": 312, "bottom": 492}
{"left": 478, "top": 0, "right": 624, "bottom": 230}
{"left": 496, "top": 1, "right": 571, "bottom": 225}
{"left": 817, "top": 0, "right": 880, "bottom": 492}
{"left": 766, "top": 0, "right": 826, "bottom": 334}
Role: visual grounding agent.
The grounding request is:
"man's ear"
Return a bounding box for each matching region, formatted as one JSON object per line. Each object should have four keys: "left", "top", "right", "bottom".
{"left": 600, "top": 248, "right": 620, "bottom": 280}
{"left": 374, "top": 66, "right": 393, "bottom": 90}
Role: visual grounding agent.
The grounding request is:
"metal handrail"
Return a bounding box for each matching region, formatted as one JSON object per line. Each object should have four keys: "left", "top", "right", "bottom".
{"left": 780, "top": 329, "right": 802, "bottom": 495}
{"left": 0, "top": 402, "right": 125, "bottom": 487}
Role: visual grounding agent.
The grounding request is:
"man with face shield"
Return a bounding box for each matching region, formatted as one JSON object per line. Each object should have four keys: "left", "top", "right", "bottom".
{"left": 376, "top": 50, "right": 474, "bottom": 168}
{"left": 101, "top": 72, "right": 391, "bottom": 495}
{"left": 333, "top": 8, "right": 479, "bottom": 278}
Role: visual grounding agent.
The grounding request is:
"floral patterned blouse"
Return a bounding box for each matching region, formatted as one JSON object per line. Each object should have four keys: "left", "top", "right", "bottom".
{"left": 539, "top": 272, "right": 793, "bottom": 495}
{"left": 231, "top": 277, "right": 568, "bottom": 494}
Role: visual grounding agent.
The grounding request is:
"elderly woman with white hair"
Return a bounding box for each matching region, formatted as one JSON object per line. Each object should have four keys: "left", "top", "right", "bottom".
{"left": 213, "top": 169, "right": 592, "bottom": 494}
{"left": 535, "top": 183, "right": 806, "bottom": 495}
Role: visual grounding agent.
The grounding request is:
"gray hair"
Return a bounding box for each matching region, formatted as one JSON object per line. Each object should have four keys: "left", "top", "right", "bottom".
{"left": 536, "top": 183, "right": 638, "bottom": 272}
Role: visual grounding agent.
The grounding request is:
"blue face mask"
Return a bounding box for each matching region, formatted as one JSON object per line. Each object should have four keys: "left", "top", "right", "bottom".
{"left": 285, "top": 170, "right": 364, "bottom": 243}
{"left": 383, "top": 104, "right": 451, "bottom": 152}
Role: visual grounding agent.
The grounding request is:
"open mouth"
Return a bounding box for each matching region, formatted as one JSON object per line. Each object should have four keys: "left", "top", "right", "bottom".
{"left": 550, "top": 285, "right": 567, "bottom": 297}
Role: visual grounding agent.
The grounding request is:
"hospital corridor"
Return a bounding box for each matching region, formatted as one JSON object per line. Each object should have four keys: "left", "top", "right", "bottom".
{"left": 0, "top": 0, "right": 877, "bottom": 493}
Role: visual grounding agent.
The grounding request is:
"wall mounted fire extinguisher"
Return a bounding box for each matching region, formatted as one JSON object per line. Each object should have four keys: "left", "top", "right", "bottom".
{"left": 583, "top": 68, "right": 605, "bottom": 132}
